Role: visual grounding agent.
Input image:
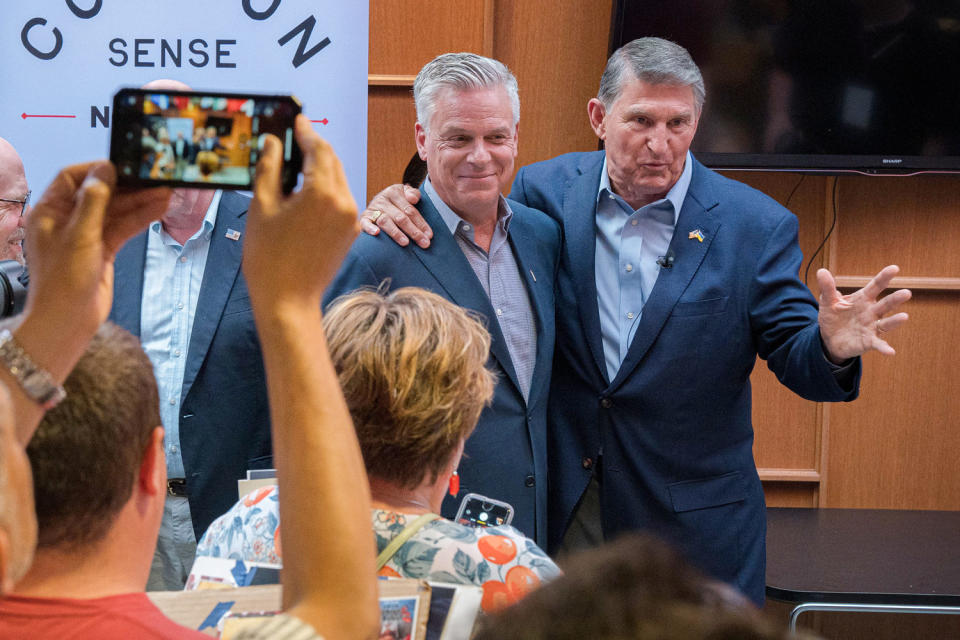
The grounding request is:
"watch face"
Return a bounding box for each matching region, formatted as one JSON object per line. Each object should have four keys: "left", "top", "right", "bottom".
{"left": 22, "top": 370, "right": 49, "bottom": 396}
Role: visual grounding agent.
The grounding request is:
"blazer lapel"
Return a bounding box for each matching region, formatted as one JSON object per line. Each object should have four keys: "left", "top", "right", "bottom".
{"left": 508, "top": 212, "right": 553, "bottom": 404}
{"left": 411, "top": 194, "right": 523, "bottom": 396}
{"left": 181, "top": 191, "right": 248, "bottom": 398}
{"left": 111, "top": 231, "right": 147, "bottom": 337}
{"left": 609, "top": 160, "right": 722, "bottom": 391}
{"left": 564, "top": 154, "right": 609, "bottom": 384}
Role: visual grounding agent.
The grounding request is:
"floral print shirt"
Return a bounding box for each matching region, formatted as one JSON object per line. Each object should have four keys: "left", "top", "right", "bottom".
{"left": 372, "top": 509, "right": 561, "bottom": 611}
{"left": 196, "top": 485, "right": 282, "bottom": 565}
{"left": 196, "top": 486, "right": 560, "bottom": 612}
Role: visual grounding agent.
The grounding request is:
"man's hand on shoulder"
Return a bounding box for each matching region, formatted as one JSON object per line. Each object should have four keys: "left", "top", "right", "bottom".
{"left": 359, "top": 184, "right": 431, "bottom": 248}
{"left": 817, "top": 265, "right": 912, "bottom": 363}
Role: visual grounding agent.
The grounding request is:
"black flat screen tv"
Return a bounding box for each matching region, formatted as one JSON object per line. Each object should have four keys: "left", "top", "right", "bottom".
{"left": 611, "top": 0, "right": 960, "bottom": 174}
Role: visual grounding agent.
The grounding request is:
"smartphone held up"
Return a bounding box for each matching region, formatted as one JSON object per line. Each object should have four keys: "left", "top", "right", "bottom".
{"left": 110, "top": 88, "right": 302, "bottom": 193}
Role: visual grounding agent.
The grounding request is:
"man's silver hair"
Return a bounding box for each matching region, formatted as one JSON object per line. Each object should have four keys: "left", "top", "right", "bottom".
{"left": 414, "top": 52, "right": 520, "bottom": 132}
{"left": 598, "top": 37, "right": 705, "bottom": 114}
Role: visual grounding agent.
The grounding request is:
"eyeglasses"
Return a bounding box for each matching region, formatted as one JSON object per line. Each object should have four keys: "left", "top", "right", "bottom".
{"left": 0, "top": 190, "right": 30, "bottom": 217}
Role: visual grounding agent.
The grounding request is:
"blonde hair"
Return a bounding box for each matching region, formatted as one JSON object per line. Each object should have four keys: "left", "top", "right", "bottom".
{"left": 324, "top": 287, "right": 496, "bottom": 489}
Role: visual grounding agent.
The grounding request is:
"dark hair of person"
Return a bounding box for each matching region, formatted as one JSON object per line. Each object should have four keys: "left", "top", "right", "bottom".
{"left": 474, "top": 533, "right": 813, "bottom": 640}
{"left": 27, "top": 322, "right": 161, "bottom": 550}
{"left": 401, "top": 152, "right": 428, "bottom": 187}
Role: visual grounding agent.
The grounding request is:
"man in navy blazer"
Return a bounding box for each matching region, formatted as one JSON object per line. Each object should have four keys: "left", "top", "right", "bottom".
{"left": 361, "top": 39, "right": 910, "bottom": 603}
{"left": 109, "top": 185, "right": 269, "bottom": 589}
{"left": 325, "top": 53, "right": 560, "bottom": 547}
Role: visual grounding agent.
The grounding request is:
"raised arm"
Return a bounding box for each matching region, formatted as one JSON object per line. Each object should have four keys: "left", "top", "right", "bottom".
{"left": 243, "top": 115, "right": 378, "bottom": 640}
{"left": 357, "top": 183, "right": 432, "bottom": 248}
{"left": 1, "top": 162, "right": 169, "bottom": 445}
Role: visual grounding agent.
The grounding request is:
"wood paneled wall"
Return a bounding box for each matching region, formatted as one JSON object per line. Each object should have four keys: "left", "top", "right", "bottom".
{"left": 735, "top": 170, "right": 960, "bottom": 514}
{"left": 367, "top": 6, "right": 960, "bottom": 635}
{"left": 368, "top": 0, "right": 610, "bottom": 202}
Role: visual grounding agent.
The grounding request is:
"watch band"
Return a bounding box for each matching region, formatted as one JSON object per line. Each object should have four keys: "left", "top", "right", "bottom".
{"left": 0, "top": 329, "right": 67, "bottom": 410}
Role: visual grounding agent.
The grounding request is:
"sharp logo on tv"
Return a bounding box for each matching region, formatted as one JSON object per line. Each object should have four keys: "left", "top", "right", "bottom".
{"left": 1, "top": 0, "right": 369, "bottom": 210}
{"left": 882, "top": 158, "right": 904, "bottom": 164}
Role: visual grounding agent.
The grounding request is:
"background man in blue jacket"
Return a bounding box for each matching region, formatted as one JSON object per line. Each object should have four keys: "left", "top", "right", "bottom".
{"left": 109, "top": 80, "right": 270, "bottom": 590}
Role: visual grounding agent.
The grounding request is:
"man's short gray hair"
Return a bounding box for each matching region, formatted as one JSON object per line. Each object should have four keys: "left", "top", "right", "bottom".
{"left": 414, "top": 53, "right": 520, "bottom": 132}
{"left": 598, "top": 37, "right": 705, "bottom": 114}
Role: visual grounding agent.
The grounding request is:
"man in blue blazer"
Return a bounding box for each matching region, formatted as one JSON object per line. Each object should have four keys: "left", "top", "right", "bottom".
{"left": 109, "top": 187, "right": 270, "bottom": 589}
{"left": 360, "top": 39, "right": 911, "bottom": 603}
{"left": 325, "top": 53, "right": 560, "bottom": 547}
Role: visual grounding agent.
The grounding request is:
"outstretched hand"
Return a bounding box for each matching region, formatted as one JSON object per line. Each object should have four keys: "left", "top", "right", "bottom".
{"left": 817, "top": 265, "right": 911, "bottom": 363}
{"left": 358, "top": 183, "right": 431, "bottom": 248}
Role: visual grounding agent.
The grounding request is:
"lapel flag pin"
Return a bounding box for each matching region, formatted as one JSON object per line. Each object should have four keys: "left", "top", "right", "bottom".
{"left": 225, "top": 228, "right": 242, "bottom": 241}
{"left": 688, "top": 229, "right": 704, "bottom": 242}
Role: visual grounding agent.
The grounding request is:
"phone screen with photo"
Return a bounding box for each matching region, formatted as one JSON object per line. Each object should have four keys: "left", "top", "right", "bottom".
{"left": 110, "top": 88, "right": 302, "bottom": 192}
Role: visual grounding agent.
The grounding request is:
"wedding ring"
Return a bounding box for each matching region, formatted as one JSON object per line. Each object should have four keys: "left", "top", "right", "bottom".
{"left": 368, "top": 209, "right": 384, "bottom": 224}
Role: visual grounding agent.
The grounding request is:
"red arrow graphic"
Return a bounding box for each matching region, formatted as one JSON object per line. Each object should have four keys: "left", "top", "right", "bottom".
{"left": 310, "top": 118, "right": 329, "bottom": 125}
{"left": 22, "top": 112, "right": 76, "bottom": 119}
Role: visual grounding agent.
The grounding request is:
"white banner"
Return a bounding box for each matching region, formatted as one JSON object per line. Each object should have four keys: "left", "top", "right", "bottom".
{"left": 1, "top": 0, "right": 368, "bottom": 207}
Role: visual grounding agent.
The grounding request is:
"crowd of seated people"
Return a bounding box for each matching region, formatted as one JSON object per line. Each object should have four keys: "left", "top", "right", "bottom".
{"left": 0, "top": 113, "right": 811, "bottom": 639}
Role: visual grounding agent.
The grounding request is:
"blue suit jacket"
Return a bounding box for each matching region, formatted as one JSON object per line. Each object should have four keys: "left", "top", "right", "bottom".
{"left": 109, "top": 191, "right": 271, "bottom": 540}
{"left": 323, "top": 193, "right": 560, "bottom": 547}
{"left": 511, "top": 151, "right": 861, "bottom": 602}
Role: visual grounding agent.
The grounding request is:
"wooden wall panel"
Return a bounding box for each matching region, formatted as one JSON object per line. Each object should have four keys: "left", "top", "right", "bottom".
{"left": 760, "top": 483, "right": 817, "bottom": 508}
{"left": 827, "top": 291, "right": 960, "bottom": 509}
{"left": 833, "top": 174, "right": 960, "bottom": 278}
{"left": 370, "top": 1, "right": 490, "bottom": 75}
{"left": 493, "top": 0, "right": 613, "bottom": 168}
{"left": 726, "top": 173, "right": 830, "bottom": 478}
{"left": 366, "top": 0, "right": 610, "bottom": 202}
{"left": 750, "top": 365, "right": 821, "bottom": 473}
{"left": 367, "top": 87, "right": 417, "bottom": 202}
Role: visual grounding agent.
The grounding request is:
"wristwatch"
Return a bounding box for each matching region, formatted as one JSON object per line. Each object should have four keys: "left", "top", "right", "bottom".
{"left": 0, "top": 329, "right": 67, "bottom": 410}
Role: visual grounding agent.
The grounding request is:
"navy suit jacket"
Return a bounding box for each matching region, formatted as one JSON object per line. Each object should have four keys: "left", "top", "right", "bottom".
{"left": 109, "top": 191, "right": 271, "bottom": 540}
{"left": 511, "top": 151, "right": 861, "bottom": 603}
{"left": 323, "top": 192, "right": 560, "bottom": 547}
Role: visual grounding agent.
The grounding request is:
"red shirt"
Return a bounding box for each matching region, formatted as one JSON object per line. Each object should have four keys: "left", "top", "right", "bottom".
{"left": 0, "top": 592, "right": 209, "bottom": 639}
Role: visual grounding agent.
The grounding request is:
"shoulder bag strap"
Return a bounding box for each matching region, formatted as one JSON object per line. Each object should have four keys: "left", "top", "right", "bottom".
{"left": 375, "top": 512, "right": 442, "bottom": 571}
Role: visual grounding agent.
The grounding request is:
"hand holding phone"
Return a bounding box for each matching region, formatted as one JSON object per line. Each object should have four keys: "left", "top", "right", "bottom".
{"left": 455, "top": 493, "right": 514, "bottom": 528}
{"left": 110, "top": 88, "right": 302, "bottom": 192}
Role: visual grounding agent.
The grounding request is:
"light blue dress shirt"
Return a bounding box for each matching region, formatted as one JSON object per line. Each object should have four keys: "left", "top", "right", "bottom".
{"left": 140, "top": 190, "right": 221, "bottom": 478}
{"left": 423, "top": 178, "right": 537, "bottom": 400}
{"left": 595, "top": 152, "right": 693, "bottom": 382}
